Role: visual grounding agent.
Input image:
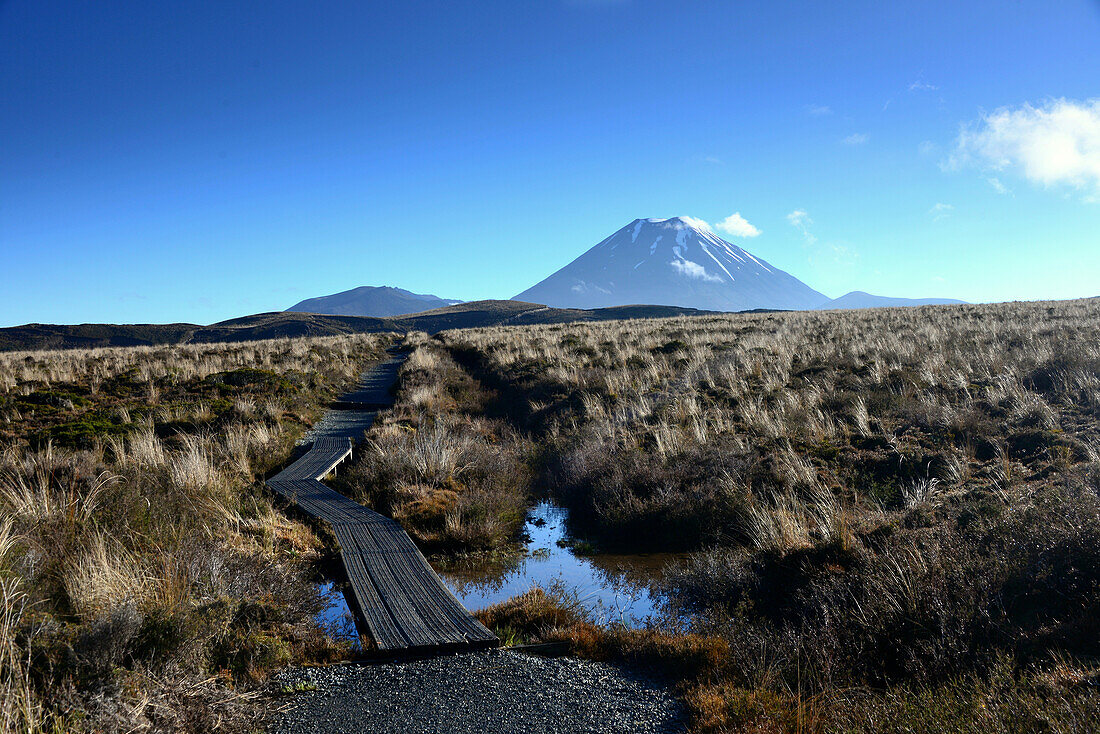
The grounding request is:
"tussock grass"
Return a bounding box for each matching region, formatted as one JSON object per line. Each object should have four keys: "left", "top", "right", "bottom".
{"left": 0, "top": 444, "right": 117, "bottom": 523}
{"left": 445, "top": 298, "right": 1100, "bottom": 732}
{"left": 0, "top": 519, "right": 55, "bottom": 733}
{"left": 63, "top": 531, "right": 151, "bottom": 618}
{"left": 335, "top": 343, "right": 531, "bottom": 555}
{"left": 442, "top": 298, "right": 1100, "bottom": 550}
{"left": 0, "top": 333, "right": 391, "bottom": 730}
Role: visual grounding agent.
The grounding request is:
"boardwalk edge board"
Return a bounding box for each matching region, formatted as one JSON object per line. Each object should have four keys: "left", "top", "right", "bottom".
{"left": 266, "top": 355, "right": 498, "bottom": 654}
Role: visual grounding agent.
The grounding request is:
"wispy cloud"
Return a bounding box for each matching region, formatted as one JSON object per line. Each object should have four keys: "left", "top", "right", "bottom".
{"left": 786, "top": 209, "right": 816, "bottom": 244}
{"left": 949, "top": 98, "right": 1100, "bottom": 199}
{"left": 788, "top": 210, "right": 857, "bottom": 265}
{"left": 842, "top": 133, "right": 869, "bottom": 146}
{"left": 806, "top": 104, "right": 832, "bottom": 117}
{"left": 679, "top": 216, "right": 714, "bottom": 233}
{"left": 987, "top": 177, "right": 1011, "bottom": 195}
{"left": 715, "top": 212, "right": 761, "bottom": 238}
{"left": 886, "top": 76, "right": 939, "bottom": 111}
{"left": 814, "top": 242, "right": 857, "bottom": 265}
{"left": 929, "top": 202, "right": 954, "bottom": 221}
{"left": 670, "top": 259, "right": 722, "bottom": 282}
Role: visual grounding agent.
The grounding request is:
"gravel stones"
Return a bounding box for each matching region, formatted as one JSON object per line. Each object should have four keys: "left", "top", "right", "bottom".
{"left": 272, "top": 650, "right": 685, "bottom": 734}
{"left": 296, "top": 409, "right": 377, "bottom": 446}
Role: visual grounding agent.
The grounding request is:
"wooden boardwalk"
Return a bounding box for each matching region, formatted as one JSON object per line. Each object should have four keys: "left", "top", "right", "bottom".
{"left": 267, "top": 355, "right": 498, "bottom": 653}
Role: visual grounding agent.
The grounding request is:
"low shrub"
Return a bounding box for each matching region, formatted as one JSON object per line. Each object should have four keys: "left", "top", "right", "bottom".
{"left": 0, "top": 334, "right": 390, "bottom": 730}
{"left": 335, "top": 345, "right": 531, "bottom": 555}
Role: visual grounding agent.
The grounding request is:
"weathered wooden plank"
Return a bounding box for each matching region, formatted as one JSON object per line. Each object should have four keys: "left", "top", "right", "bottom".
{"left": 264, "top": 359, "right": 497, "bottom": 654}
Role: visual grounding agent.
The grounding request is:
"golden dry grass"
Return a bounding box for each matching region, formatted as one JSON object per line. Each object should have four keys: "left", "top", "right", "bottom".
{"left": 442, "top": 298, "right": 1100, "bottom": 551}
{"left": 445, "top": 299, "right": 1100, "bottom": 732}
{"left": 336, "top": 344, "right": 531, "bottom": 555}
{"left": 0, "top": 332, "right": 391, "bottom": 731}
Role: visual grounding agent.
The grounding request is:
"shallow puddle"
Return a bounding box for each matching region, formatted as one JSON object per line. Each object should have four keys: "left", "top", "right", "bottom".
{"left": 315, "top": 502, "right": 689, "bottom": 637}
{"left": 315, "top": 581, "right": 362, "bottom": 646}
{"left": 436, "top": 502, "right": 688, "bottom": 625}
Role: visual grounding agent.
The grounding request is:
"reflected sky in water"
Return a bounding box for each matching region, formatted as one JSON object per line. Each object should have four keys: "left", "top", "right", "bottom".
{"left": 316, "top": 581, "right": 362, "bottom": 647}
{"left": 437, "top": 502, "right": 687, "bottom": 625}
{"left": 316, "top": 502, "right": 690, "bottom": 638}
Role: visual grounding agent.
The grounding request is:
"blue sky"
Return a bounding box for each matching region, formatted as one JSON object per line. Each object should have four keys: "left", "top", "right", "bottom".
{"left": 2, "top": 0, "right": 1099, "bottom": 326}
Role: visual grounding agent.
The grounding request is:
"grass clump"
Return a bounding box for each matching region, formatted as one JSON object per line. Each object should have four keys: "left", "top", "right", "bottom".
{"left": 334, "top": 343, "right": 531, "bottom": 555}
{"left": 445, "top": 298, "right": 1100, "bottom": 732}
{"left": 0, "top": 333, "right": 391, "bottom": 731}
{"left": 443, "top": 298, "right": 1100, "bottom": 556}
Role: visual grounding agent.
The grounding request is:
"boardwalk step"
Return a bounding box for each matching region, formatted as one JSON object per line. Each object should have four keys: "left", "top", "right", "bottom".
{"left": 266, "top": 357, "right": 497, "bottom": 654}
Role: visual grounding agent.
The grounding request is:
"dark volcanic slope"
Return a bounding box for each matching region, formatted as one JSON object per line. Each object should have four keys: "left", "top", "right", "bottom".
{"left": 0, "top": 323, "right": 201, "bottom": 352}
{"left": 287, "top": 285, "right": 462, "bottom": 317}
{"left": 0, "top": 314, "right": 395, "bottom": 352}
{"left": 0, "top": 301, "right": 718, "bottom": 352}
{"left": 0, "top": 313, "right": 397, "bottom": 352}
{"left": 197, "top": 312, "right": 395, "bottom": 341}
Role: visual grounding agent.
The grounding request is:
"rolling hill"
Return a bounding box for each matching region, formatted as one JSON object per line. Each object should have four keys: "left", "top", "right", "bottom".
{"left": 815, "top": 291, "right": 966, "bottom": 310}
{"left": 0, "top": 301, "right": 716, "bottom": 352}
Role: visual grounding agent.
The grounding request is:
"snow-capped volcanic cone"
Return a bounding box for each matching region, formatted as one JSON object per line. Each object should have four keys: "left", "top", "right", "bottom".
{"left": 514, "top": 217, "right": 826, "bottom": 311}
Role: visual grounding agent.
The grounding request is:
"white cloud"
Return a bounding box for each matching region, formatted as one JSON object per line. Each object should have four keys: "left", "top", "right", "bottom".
{"left": 715, "top": 212, "right": 761, "bottom": 238}
{"left": 670, "top": 259, "right": 722, "bottom": 282}
{"left": 929, "top": 202, "right": 953, "bottom": 221}
{"left": 678, "top": 216, "right": 714, "bottom": 233}
{"left": 918, "top": 140, "right": 938, "bottom": 157}
{"left": 950, "top": 98, "right": 1100, "bottom": 198}
{"left": 787, "top": 209, "right": 811, "bottom": 227}
{"left": 843, "top": 133, "right": 869, "bottom": 146}
{"left": 987, "top": 177, "right": 1011, "bottom": 195}
{"left": 806, "top": 104, "right": 832, "bottom": 116}
{"left": 786, "top": 209, "right": 816, "bottom": 244}
{"left": 909, "top": 80, "right": 938, "bottom": 92}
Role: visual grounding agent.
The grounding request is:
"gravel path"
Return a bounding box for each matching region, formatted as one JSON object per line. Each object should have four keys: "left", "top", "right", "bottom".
{"left": 295, "top": 408, "right": 378, "bottom": 446}
{"left": 272, "top": 650, "right": 686, "bottom": 734}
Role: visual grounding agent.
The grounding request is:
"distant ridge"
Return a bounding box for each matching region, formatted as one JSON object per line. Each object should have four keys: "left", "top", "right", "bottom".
{"left": 515, "top": 217, "right": 826, "bottom": 311}
{"left": 815, "top": 291, "right": 966, "bottom": 310}
{"left": 0, "top": 301, "right": 716, "bottom": 352}
{"left": 287, "top": 285, "right": 462, "bottom": 317}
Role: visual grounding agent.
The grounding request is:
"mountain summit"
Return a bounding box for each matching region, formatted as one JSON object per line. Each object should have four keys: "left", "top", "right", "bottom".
{"left": 287, "top": 285, "right": 461, "bottom": 317}
{"left": 513, "top": 217, "right": 825, "bottom": 311}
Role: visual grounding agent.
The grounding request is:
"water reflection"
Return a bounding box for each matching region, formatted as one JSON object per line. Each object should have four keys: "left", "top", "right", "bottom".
{"left": 437, "top": 502, "right": 687, "bottom": 625}
{"left": 316, "top": 581, "right": 362, "bottom": 646}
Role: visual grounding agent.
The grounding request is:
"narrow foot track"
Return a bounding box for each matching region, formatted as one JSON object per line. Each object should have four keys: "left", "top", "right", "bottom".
{"left": 269, "top": 354, "right": 498, "bottom": 653}
{"left": 329, "top": 354, "right": 405, "bottom": 409}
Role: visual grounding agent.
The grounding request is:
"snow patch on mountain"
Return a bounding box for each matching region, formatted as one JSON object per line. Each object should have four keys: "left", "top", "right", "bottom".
{"left": 513, "top": 217, "right": 826, "bottom": 311}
